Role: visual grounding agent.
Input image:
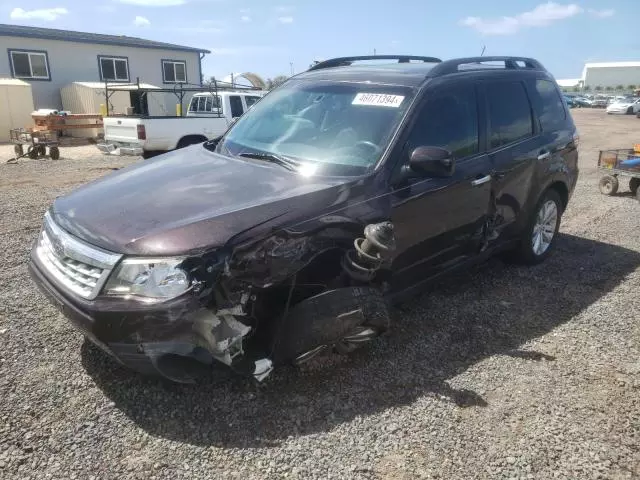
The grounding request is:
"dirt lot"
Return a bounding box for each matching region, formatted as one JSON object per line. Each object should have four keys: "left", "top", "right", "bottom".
{"left": 0, "top": 109, "right": 639, "bottom": 479}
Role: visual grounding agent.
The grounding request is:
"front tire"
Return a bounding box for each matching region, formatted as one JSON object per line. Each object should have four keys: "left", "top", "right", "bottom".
{"left": 508, "top": 189, "right": 562, "bottom": 265}
{"left": 629, "top": 177, "right": 640, "bottom": 195}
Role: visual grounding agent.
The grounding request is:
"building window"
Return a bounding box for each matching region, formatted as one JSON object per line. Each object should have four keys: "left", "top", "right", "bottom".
{"left": 162, "top": 60, "right": 187, "bottom": 83}
{"left": 8, "top": 49, "right": 50, "bottom": 80}
{"left": 98, "top": 56, "right": 129, "bottom": 82}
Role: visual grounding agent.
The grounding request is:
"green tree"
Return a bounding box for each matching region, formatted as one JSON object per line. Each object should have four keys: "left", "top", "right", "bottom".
{"left": 628, "top": 84, "right": 636, "bottom": 91}
{"left": 616, "top": 84, "right": 625, "bottom": 91}
{"left": 583, "top": 85, "right": 591, "bottom": 92}
{"left": 265, "top": 75, "right": 289, "bottom": 90}
{"left": 605, "top": 86, "right": 613, "bottom": 92}
{"left": 573, "top": 86, "right": 580, "bottom": 92}
{"left": 595, "top": 85, "right": 602, "bottom": 92}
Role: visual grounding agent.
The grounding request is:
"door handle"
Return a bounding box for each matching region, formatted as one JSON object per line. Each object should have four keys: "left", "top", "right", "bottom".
{"left": 538, "top": 151, "right": 551, "bottom": 161}
{"left": 471, "top": 174, "right": 491, "bottom": 186}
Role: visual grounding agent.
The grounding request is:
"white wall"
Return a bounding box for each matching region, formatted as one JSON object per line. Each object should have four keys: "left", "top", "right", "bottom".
{"left": 583, "top": 66, "right": 640, "bottom": 88}
{"left": 0, "top": 36, "right": 202, "bottom": 110}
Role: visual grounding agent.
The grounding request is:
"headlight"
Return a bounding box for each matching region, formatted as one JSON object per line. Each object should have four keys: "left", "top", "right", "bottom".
{"left": 104, "top": 257, "right": 190, "bottom": 301}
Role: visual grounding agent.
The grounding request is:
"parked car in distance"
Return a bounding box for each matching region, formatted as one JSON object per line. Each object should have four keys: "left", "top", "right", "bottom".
{"left": 592, "top": 95, "right": 609, "bottom": 108}
{"left": 97, "top": 89, "right": 267, "bottom": 159}
{"left": 606, "top": 96, "right": 640, "bottom": 115}
{"left": 29, "top": 55, "right": 579, "bottom": 384}
{"left": 563, "top": 95, "right": 576, "bottom": 108}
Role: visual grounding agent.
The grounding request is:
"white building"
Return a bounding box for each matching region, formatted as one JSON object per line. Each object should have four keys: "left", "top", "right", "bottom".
{"left": 582, "top": 62, "right": 640, "bottom": 88}
{"left": 0, "top": 23, "right": 209, "bottom": 110}
{"left": 558, "top": 62, "right": 640, "bottom": 90}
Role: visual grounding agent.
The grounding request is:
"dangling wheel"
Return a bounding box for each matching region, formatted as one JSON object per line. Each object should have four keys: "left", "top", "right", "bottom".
{"left": 28, "top": 146, "right": 38, "bottom": 159}
{"left": 599, "top": 175, "right": 619, "bottom": 195}
{"left": 629, "top": 177, "right": 640, "bottom": 195}
{"left": 49, "top": 146, "right": 60, "bottom": 160}
{"left": 272, "top": 287, "right": 390, "bottom": 366}
{"left": 14, "top": 144, "right": 23, "bottom": 157}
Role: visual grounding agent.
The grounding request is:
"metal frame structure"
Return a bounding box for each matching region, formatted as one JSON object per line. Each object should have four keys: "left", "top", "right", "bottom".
{"left": 102, "top": 76, "right": 263, "bottom": 117}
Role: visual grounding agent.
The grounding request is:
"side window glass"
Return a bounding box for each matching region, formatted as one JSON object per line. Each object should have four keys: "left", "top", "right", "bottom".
{"left": 530, "top": 79, "right": 566, "bottom": 131}
{"left": 487, "top": 81, "right": 533, "bottom": 148}
{"left": 407, "top": 84, "right": 479, "bottom": 159}
{"left": 229, "top": 96, "right": 244, "bottom": 118}
{"left": 198, "top": 97, "right": 206, "bottom": 112}
{"left": 245, "top": 96, "right": 260, "bottom": 108}
{"left": 189, "top": 98, "right": 197, "bottom": 112}
{"left": 205, "top": 96, "right": 213, "bottom": 112}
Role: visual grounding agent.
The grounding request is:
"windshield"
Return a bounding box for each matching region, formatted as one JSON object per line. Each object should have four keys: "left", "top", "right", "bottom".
{"left": 216, "top": 80, "right": 414, "bottom": 176}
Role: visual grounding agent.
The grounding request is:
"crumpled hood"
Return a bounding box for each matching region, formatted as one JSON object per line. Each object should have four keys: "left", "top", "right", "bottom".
{"left": 52, "top": 145, "right": 355, "bottom": 255}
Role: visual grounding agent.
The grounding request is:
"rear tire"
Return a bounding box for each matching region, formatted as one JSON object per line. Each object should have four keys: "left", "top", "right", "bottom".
{"left": 627, "top": 106, "right": 634, "bottom": 115}
{"left": 629, "top": 178, "right": 640, "bottom": 195}
{"left": 599, "top": 175, "right": 619, "bottom": 195}
{"left": 507, "top": 189, "right": 562, "bottom": 265}
{"left": 49, "top": 146, "right": 60, "bottom": 160}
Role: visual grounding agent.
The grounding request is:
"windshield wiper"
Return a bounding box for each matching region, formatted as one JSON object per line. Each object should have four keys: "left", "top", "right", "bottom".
{"left": 238, "top": 152, "right": 300, "bottom": 171}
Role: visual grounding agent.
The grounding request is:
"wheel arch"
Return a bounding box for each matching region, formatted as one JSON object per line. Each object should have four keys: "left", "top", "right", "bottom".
{"left": 176, "top": 134, "right": 208, "bottom": 149}
{"left": 546, "top": 180, "right": 569, "bottom": 211}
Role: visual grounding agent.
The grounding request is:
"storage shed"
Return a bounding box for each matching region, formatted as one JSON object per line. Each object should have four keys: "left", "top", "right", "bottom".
{"left": 60, "top": 81, "right": 171, "bottom": 137}
{"left": 0, "top": 78, "right": 35, "bottom": 142}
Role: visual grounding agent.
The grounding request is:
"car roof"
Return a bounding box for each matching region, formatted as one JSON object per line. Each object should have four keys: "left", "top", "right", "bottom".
{"left": 295, "top": 56, "right": 552, "bottom": 88}
{"left": 297, "top": 63, "right": 439, "bottom": 87}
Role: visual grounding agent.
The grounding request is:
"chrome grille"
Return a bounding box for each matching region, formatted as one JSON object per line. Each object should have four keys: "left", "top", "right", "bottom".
{"left": 34, "top": 212, "right": 122, "bottom": 299}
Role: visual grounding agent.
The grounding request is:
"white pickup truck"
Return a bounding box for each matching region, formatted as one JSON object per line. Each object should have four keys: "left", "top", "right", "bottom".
{"left": 97, "top": 90, "right": 266, "bottom": 158}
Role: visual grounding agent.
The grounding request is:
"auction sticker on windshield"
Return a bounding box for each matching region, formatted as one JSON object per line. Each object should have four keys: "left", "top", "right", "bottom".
{"left": 352, "top": 93, "right": 405, "bottom": 107}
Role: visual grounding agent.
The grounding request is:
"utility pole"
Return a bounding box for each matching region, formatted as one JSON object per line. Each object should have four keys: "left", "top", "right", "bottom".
{"left": 373, "top": 48, "right": 377, "bottom": 56}
{"left": 290, "top": 62, "right": 294, "bottom": 76}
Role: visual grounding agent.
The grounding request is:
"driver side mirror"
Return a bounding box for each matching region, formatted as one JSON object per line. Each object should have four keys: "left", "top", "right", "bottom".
{"left": 409, "top": 146, "right": 455, "bottom": 177}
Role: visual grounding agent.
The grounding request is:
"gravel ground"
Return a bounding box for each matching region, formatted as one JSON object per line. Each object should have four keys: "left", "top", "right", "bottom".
{"left": 1, "top": 109, "right": 639, "bottom": 479}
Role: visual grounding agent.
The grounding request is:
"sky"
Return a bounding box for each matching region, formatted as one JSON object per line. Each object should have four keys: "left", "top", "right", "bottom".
{"left": 2, "top": 1, "right": 639, "bottom": 82}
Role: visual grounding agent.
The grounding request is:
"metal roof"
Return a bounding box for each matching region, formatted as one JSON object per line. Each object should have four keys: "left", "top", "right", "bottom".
{"left": 0, "top": 23, "right": 210, "bottom": 54}
{"left": 0, "top": 77, "right": 30, "bottom": 86}
{"left": 584, "top": 62, "right": 640, "bottom": 69}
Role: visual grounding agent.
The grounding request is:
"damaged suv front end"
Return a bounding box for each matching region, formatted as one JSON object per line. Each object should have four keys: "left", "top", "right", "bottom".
{"left": 29, "top": 210, "right": 274, "bottom": 381}
{"left": 29, "top": 75, "right": 411, "bottom": 383}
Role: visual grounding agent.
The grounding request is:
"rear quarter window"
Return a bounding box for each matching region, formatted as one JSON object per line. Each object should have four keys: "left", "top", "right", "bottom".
{"left": 529, "top": 79, "right": 567, "bottom": 131}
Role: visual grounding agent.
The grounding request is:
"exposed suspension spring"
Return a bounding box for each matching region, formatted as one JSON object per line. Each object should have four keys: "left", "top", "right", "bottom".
{"left": 342, "top": 221, "right": 396, "bottom": 282}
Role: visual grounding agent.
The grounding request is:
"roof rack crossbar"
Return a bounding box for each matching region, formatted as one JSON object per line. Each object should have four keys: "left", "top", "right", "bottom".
{"left": 428, "top": 56, "right": 545, "bottom": 76}
{"left": 308, "top": 55, "right": 442, "bottom": 71}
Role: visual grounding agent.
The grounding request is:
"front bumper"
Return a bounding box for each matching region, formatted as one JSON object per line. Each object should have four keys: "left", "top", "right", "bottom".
{"left": 28, "top": 252, "right": 261, "bottom": 381}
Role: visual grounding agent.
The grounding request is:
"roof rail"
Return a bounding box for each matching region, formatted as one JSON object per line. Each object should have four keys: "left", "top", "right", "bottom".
{"left": 428, "top": 56, "right": 545, "bottom": 77}
{"left": 308, "top": 55, "right": 442, "bottom": 71}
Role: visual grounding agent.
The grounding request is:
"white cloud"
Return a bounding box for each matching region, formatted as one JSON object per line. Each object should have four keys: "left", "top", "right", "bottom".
{"left": 133, "top": 15, "right": 150, "bottom": 27}
{"left": 241, "top": 15, "right": 251, "bottom": 22}
{"left": 588, "top": 8, "right": 615, "bottom": 18}
{"left": 275, "top": 5, "right": 292, "bottom": 13}
{"left": 278, "top": 16, "right": 294, "bottom": 24}
{"left": 240, "top": 8, "right": 251, "bottom": 14}
{"left": 461, "top": 2, "right": 582, "bottom": 36}
{"left": 10, "top": 7, "right": 68, "bottom": 21}
{"left": 117, "top": 0, "right": 185, "bottom": 6}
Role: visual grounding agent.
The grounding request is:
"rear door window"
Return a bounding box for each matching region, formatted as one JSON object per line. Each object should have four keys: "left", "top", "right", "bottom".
{"left": 486, "top": 81, "right": 533, "bottom": 149}
{"left": 528, "top": 79, "right": 566, "bottom": 131}
{"left": 229, "top": 96, "right": 244, "bottom": 118}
